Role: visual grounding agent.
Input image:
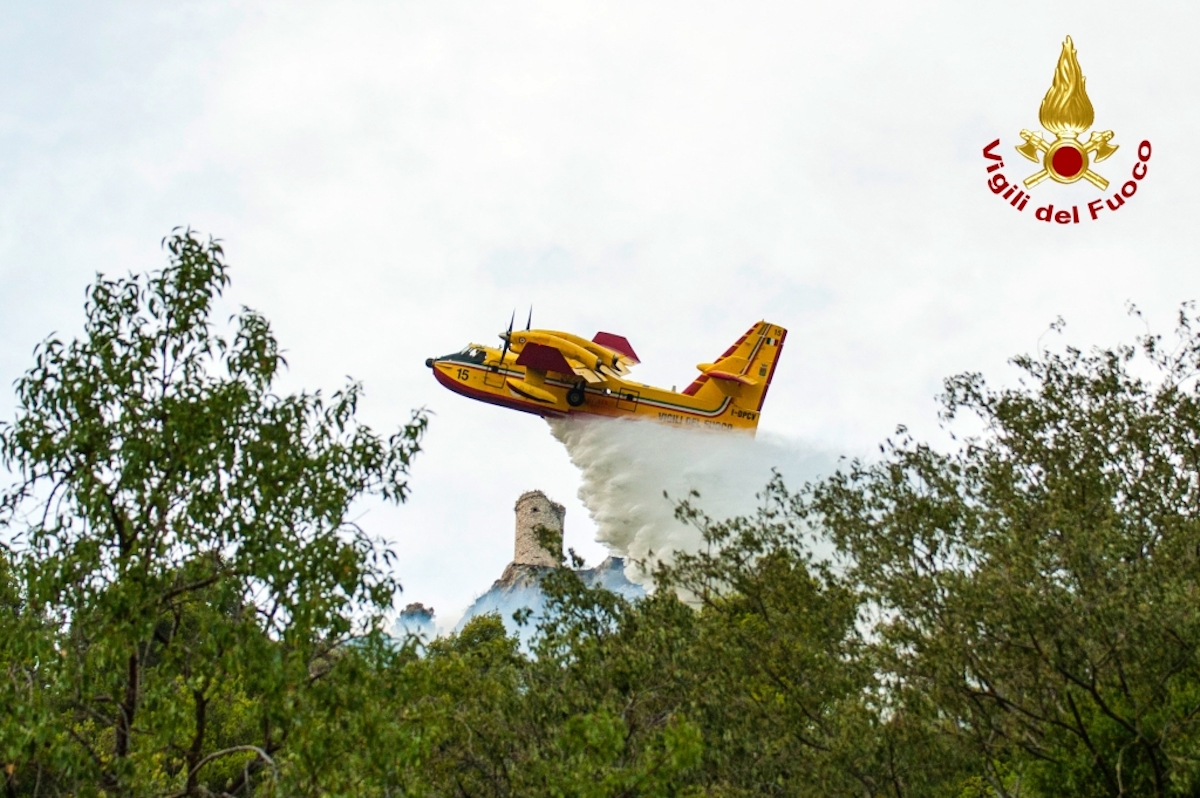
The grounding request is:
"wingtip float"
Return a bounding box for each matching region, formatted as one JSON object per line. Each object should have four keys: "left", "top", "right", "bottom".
{"left": 427, "top": 320, "right": 786, "bottom": 433}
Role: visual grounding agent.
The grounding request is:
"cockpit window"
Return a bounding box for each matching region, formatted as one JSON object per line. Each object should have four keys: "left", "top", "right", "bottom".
{"left": 439, "top": 346, "right": 488, "bottom": 365}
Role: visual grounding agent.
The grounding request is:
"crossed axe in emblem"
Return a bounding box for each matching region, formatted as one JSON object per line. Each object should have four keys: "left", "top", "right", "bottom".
{"left": 1016, "top": 129, "right": 1118, "bottom": 190}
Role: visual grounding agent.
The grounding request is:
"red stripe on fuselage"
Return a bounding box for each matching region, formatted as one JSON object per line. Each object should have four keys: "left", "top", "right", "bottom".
{"left": 432, "top": 366, "right": 564, "bottom": 418}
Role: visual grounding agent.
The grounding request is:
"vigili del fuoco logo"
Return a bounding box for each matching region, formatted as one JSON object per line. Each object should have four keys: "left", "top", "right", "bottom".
{"left": 982, "top": 36, "right": 1151, "bottom": 224}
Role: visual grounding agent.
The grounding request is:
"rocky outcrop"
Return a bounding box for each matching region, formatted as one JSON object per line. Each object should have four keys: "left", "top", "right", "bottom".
{"left": 455, "top": 556, "right": 645, "bottom": 643}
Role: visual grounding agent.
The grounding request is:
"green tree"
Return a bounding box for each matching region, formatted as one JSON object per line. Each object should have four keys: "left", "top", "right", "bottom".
{"left": 811, "top": 309, "right": 1200, "bottom": 796}
{"left": 386, "top": 582, "right": 705, "bottom": 797}
{"left": 0, "top": 231, "right": 425, "bottom": 796}
{"left": 653, "top": 481, "right": 973, "bottom": 797}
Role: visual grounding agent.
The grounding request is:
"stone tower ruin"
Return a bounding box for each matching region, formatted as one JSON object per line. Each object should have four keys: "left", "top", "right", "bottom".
{"left": 513, "top": 490, "right": 564, "bottom": 568}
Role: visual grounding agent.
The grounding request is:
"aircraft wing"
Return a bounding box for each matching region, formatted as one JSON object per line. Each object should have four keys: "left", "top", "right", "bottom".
{"left": 593, "top": 332, "right": 640, "bottom": 364}
{"left": 516, "top": 342, "right": 605, "bottom": 383}
{"left": 516, "top": 343, "right": 573, "bottom": 374}
{"left": 592, "top": 332, "right": 640, "bottom": 374}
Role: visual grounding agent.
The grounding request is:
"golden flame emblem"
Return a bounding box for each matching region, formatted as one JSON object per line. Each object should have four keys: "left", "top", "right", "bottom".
{"left": 1016, "top": 36, "right": 1118, "bottom": 189}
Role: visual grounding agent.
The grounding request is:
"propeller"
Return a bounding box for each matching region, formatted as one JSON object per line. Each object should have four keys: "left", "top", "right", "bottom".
{"left": 526, "top": 306, "right": 533, "bottom": 331}
{"left": 497, "top": 310, "right": 515, "bottom": 367}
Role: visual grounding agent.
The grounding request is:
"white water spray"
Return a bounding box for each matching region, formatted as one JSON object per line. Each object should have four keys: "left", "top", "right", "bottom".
{"left": 548, "top": 416, "right": 837, "bottom": 585}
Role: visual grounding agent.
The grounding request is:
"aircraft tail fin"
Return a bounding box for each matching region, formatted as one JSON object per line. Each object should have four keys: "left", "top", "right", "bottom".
{"left": 683, "top": 321, "right": 786, "bottom": 416}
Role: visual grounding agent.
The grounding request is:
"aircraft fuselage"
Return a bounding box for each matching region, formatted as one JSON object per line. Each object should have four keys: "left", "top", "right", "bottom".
{"left": 427, "top": 321, "right": 786, "bottom": 433}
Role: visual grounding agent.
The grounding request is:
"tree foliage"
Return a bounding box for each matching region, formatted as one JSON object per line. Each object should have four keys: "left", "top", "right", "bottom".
{"left": 0, "top": 231, "right": 425, "bottom": 796}
{"left": 810, "top": 308, "right": 1200, "bottom": 797}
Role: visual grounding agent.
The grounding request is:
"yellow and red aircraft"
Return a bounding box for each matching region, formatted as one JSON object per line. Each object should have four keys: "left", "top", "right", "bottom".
{"left": 426, "top": 317, "right": 786, "bottom": 433}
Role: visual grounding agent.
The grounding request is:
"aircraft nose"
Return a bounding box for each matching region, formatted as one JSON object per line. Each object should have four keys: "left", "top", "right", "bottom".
{"left": 425, "top": 358, "right": 434, "bottom": 369}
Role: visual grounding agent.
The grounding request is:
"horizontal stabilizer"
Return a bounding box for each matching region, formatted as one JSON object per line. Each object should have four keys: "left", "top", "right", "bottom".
{"left": 705, "top": 370, "right": 757, "bottom": 386}
{"left": 593, "top": 332, "right": 640, "bottom": 364}
{"left": 697, "top": 355, "right": 749, "bottom": 376}
{"left": 516, "top": 342, "right": 574, "bottom": 375}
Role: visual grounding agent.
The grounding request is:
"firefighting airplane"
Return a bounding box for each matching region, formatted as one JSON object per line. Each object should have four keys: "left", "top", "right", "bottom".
{"left": 426, "top": 315, "right": 786, "bottom": 433}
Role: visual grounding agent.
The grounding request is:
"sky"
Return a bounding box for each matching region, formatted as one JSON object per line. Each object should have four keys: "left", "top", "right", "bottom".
{"left": 1, "top": 1, "right": 1196, "bottom": 624}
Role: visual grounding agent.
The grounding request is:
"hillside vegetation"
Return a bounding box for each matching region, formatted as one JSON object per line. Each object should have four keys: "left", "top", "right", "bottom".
{"left": 4, "top": 232, "right": 1200, "bottom": 797}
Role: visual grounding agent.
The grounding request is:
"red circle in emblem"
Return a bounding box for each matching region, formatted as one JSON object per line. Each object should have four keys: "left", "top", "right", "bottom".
{"left": 1052, "top": 144, "right": 1084, "bottom": 178}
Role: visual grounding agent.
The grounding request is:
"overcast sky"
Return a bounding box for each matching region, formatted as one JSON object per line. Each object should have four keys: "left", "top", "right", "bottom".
{"left": 2, "top": 1, "right": 1196, "bottom": 622}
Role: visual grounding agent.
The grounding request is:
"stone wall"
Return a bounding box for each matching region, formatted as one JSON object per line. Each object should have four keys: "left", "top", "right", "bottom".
{"left": 513, "top": 490, "right": 564, "bottom": 567}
